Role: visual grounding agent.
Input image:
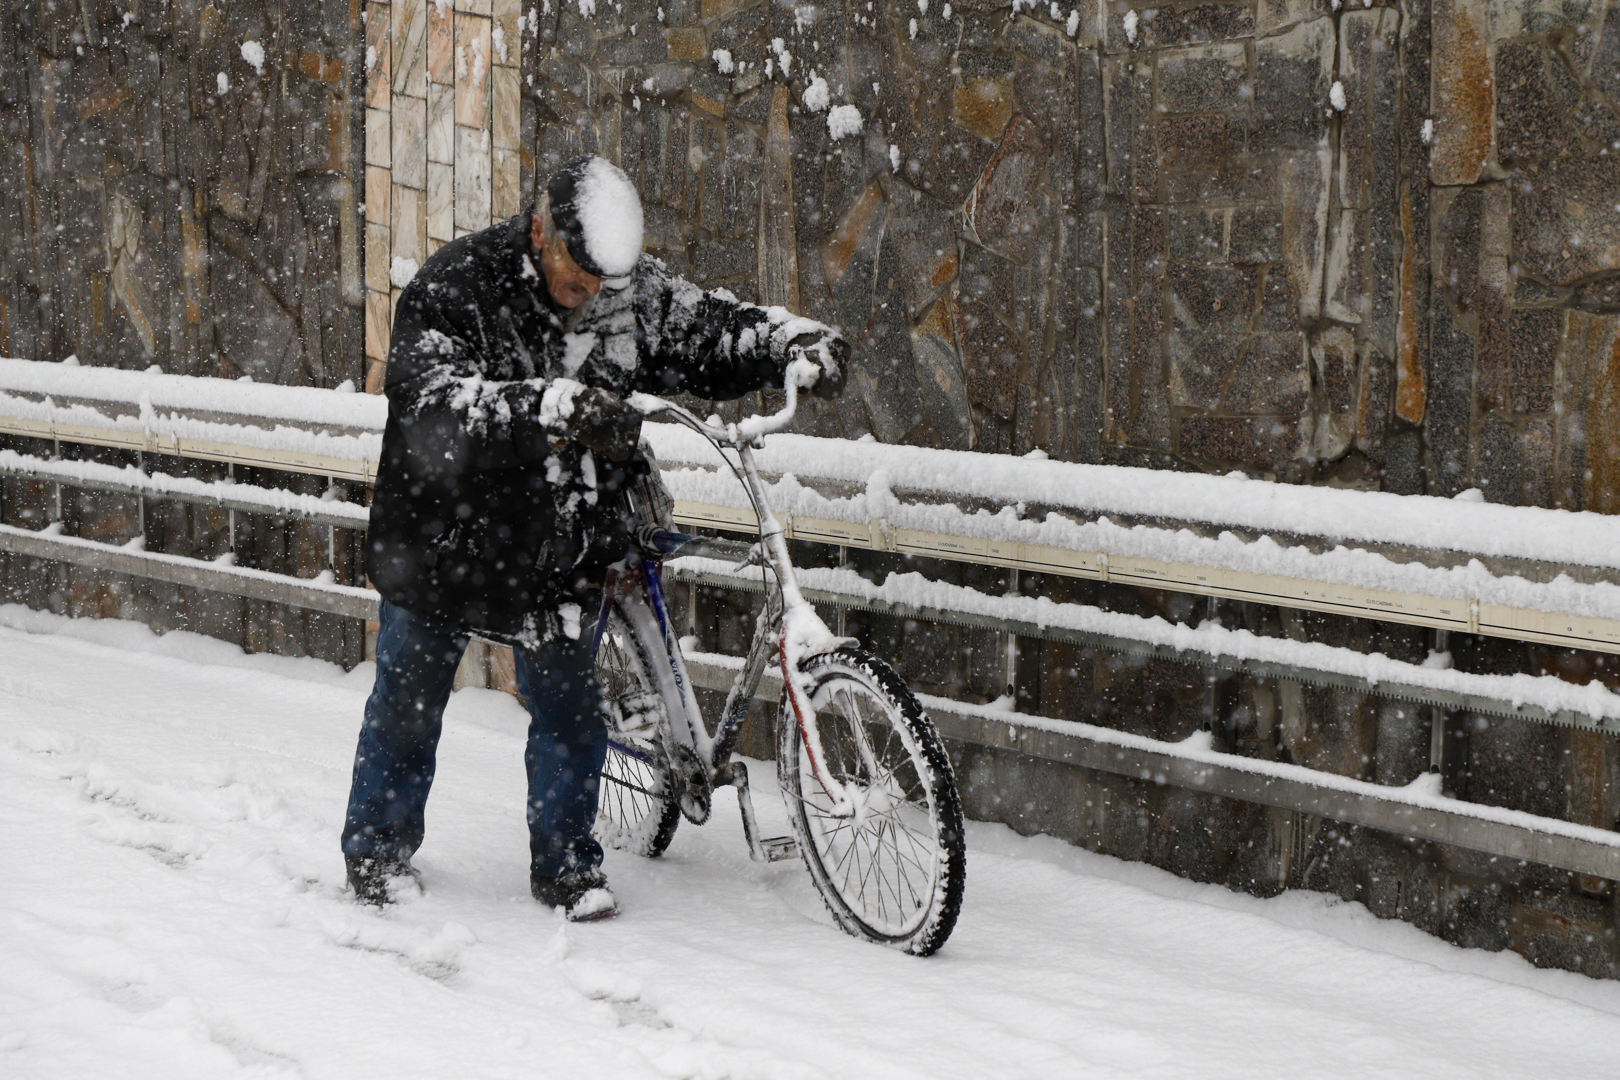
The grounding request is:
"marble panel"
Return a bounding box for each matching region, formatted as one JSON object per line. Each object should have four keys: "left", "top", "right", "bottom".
{"left": 455, "top": 13, "right": 492, "bottom": 129}
{"left": 391, "top": 93, "right": 427, "bottom": 189}
{"left": 428, "top": 83, "right": 454, "bottom": 164}
{"left": 392, "top": 182, "right": 427, "bottom": 265}
{"left": 455, "top": 125, "right": 492, "bottom": 231}
{"left": 428, "top": 161, "right": 455, "bottom": 240}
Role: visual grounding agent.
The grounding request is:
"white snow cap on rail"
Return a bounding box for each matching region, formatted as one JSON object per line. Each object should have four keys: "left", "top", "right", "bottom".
{"left": 0, "top": 357, "right": 387, "bottom": 431}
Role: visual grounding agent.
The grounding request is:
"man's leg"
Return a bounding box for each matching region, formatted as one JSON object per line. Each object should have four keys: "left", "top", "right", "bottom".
{"left": 342, "top": 600, "right": 468, "bottom": 869}
{"left": 515, "top": 631, "right": 609, "bottom": 880}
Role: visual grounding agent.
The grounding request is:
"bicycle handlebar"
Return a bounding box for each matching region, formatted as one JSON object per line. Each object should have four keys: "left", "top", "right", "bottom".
{"left": 626, "top": 356, "right": 820, "bottom": 448}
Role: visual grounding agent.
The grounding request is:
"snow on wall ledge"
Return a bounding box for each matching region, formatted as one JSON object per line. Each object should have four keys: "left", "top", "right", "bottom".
{"left": 3, "top": 357, "right": 1619, "bottom": 600}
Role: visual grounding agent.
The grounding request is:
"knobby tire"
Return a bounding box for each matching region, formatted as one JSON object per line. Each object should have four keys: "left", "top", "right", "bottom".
{"left": 593, "top": 603, "right": 682, "bottom": 858}
{"left": 778, "top": 647, "right": 966, "bottom": 956}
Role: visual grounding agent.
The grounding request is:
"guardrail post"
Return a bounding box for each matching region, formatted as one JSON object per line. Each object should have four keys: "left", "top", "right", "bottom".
{"left": 135, "top": 449, "right": 146, "bottom": 541}
{"left": 50, "top": 433, "right": 62, "bottom": 524}
{"left": 1003, "top": 569, "right": 1019, "bottom": 701}
{"left": 835, "top": 544, "right": 848, "bottom": 638}
{"left": 226, "top": 463, "right": 237, "bottom": 560}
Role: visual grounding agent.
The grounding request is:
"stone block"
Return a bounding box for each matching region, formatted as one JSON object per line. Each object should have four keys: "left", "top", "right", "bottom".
{"left": 1522, "top": 417, "right": 1555, "bottom": 505}
{"left": 966, "top": 116, "right": 1051, "bottom": 265}
{"left": 1102, "top": 55, "right": 1154, "bottom": 201}
{"left": 1496, "top": 40, "right": 1583, "bottom": 165}
{"left": 1512, "top": 156, "right": 1620, "bottom": 286}
{"left": 1311, "top": 326, "right": 1358, "bottom": 460}
{"left": 1229, "top": 333, "right": 1309, "bottom": 414}
{"left": 365, "top": 220, "right": 391, "bottom": 292}
{"left": 365, "top": 164, "right": 391, "bottom": 224}
{"left": 1336, "top": 8, "right": 1400, "bottom": 212}
{"left": 1251, "top": 20, "right": 1334, "bottom": 151}
{"left": 1510, "top": 890, "right": 1617, "bottom": 978}
{"left": 392, "top": 0, "right": 429, "bottom": 99}
{"left": 492, "top": 64, "right": 519, "bottom": 151}
{"left": 1104, "top": 205, "right": 1173, "bottom": 451}
{"left": 391, "top": 93, "right": 427, "bottom": 189}
{"left": 493, "top": 146, "right": 521, "bottom": 220}
{"left": 667, "top": 26, "right": 707, "bottom": 63}
{"left": 1125, "top": 3, "right": 1254, "bottom": 50}
{"left": 454, "top": 13, "right": 492, "bottom": 128}
{"left": 896, "top": 117, "right": 998, "bottom": 208}
{"left": 1356, "top": 346, "right": 1392, "bottom": 458}
{"left": 953, "top": 77, "right": 1015, "bottom": 141}
{"left": 427, "top": 82, "right": 454, "bottom": 163}
{"left": 1159, "top": 114, "right": 1239, "bottom": 204}
{"left": 912, "top": 298, "right": 974, "bottom": 451}
{"left": 454, "top": 125, "right": 492, "bottom": 231}
{"left": 427, "top": 161, "right": 454, "bottom": 240}
{"left": 1431, "top": 0, "right": 1493, "bottom": 185}
{"left": 1178, "top": 415, "right": 1302, "bottom": 469}
{"left": 391, "top": 182, "right": 427, "bottom": 266}
{"left": 1476, "top": 413, "right": 1523, "bottom": 503}
{"left": 366, "top": 3, "right": 392, "bottom": 109}
{"left": 1512, "top": 307, "right": 1562, "bottom": 395}
{"left": 1155, "top": 42, "right": 1248, "bottom": 115}
{"left": 366, "top": 105, "right": 391, "bottom": 168}
{"left": 1253, "top": 0, "right": 1332, "bottom": 36}
{"left": 1230, "top": 206, "right": 1284, "bottom": 265}
{"left": 1169, "top": 208, "right": 1227, "bottom": 265}
{"left": 493, "top": 0, "right": 523, "bottom": 66}
{"left": 1279, "top": 147, "right": 1331, "bottom": 323}
{"left": 1323, "top": 207, "right": 1366, "bottom": 325}
{"left": 428, "top": 0, "right": 454, "bottom": 84}
{"left": 954, "top": 243, "right": 1022, "bottom": 421}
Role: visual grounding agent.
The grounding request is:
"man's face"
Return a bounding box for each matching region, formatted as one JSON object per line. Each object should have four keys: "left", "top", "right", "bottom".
{"left": 532, "top": 213, "right": 603, "bottom": 309}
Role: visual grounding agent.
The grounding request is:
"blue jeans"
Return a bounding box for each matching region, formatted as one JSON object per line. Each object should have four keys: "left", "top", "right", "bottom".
{"left": 342, "top": 600, "right": 608, "bottom": 877}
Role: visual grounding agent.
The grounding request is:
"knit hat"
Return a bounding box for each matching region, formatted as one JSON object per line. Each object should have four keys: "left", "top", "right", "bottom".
{"left": 546, "top": 155, "right": 645, "bottom": 283}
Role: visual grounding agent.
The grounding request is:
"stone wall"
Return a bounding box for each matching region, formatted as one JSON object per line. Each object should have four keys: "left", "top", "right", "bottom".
{"left": 527, "top": 0, "right": 1618, "bottom": 507}
{"left": 0, "top": 0, "right": 369, "bottom": 666}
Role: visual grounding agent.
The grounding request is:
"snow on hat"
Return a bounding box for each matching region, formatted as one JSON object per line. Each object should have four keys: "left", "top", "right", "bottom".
{"left": 547, "top": 155, "right": 644, "bottom": 281}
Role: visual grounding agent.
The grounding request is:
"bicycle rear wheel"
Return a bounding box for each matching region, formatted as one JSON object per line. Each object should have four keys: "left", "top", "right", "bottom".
{"left": 778, "top": 647, "right": 966, "bottom": 956}
{"left": 593, "top": 604, "right": 682, "bottom": 858}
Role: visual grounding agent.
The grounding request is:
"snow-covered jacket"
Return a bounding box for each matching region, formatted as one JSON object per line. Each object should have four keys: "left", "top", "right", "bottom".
{"left": 365, "top": 211, "right": 821, "bottom": 645}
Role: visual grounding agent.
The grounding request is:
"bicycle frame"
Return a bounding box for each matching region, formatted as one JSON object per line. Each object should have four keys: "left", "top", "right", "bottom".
{"left": 606, "top": 366, "right": 859, "bottom": 831}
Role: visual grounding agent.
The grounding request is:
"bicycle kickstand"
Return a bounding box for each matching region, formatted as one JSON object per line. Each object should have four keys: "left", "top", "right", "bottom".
{"left": 715, "top": 759, "right": 798, "bottom": 863}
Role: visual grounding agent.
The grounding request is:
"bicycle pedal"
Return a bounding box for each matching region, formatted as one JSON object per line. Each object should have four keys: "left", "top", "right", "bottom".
{"left": 760, "top": 836, "right": 798, "bottom": 862}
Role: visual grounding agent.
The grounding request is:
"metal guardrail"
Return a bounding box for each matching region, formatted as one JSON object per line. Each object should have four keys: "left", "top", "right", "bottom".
{"left": 4, "top": 366, "right": 1620, "bottom": 883}
{"left": 682, "top": 654, "right": 1620, "bottom": 881}
{"left": 665, "top": 496, "right": 1620, "bottom": 657}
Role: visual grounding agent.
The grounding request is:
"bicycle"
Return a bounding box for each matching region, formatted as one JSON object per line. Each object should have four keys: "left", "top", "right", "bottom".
{"left": 588, "top": 360, "right": 967, "bottom": 956}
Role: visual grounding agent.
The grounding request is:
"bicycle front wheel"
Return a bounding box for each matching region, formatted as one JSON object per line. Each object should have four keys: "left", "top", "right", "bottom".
{"left": 778, "top": 647, "right": 966, "bottom": 956}
{"left": 593, "top": 604, "right": 682, "bottom": 858}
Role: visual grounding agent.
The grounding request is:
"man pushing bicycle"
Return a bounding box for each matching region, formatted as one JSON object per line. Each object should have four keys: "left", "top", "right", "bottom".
{"left": 344, "top": 154, "right": 847, "bottom": 919}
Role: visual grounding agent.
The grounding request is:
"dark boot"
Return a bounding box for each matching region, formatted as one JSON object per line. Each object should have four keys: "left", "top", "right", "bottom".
{"left": 531, "top": 867, "right": 618, "bottom": 921}
{"left": 346, "top": 855, "right": 422, "bottom": 906}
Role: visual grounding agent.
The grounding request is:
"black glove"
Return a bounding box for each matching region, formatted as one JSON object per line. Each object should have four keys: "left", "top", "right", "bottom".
{"left": 789, "top": 332, "right": 850, "bottom": 400}
{"left": 567, "top": 386, "right": 642, "bottom": 462}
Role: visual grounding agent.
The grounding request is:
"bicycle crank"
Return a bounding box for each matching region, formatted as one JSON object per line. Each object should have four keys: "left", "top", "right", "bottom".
{"left": 668, "top": 742, "right": 712, "bottom": 825}
{"left": 716, "top": 760, "right": 799, "bottom": 863}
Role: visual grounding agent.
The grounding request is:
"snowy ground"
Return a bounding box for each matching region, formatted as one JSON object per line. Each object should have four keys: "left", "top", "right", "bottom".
{"left": 5, "top": 609, "right": 1620, "bottom": 1079}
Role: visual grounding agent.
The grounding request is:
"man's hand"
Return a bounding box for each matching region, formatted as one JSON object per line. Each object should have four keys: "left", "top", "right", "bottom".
{"left": 788, "top": 332, "right": 850, "bottom": 400}
{"left": 567, "top": 386, "right": 643, "bottom": 462}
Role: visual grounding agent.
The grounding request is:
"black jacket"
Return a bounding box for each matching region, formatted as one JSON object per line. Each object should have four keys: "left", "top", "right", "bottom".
{"left": 365, "top": 212, "right": 815, "bottom": 645}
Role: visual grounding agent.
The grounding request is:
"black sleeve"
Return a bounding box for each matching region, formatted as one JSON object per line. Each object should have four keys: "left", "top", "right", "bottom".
{"left": 632, "top": 258, "right": 838, "bottom": 400}
{"left": 383, "top": 280, "right": 561, "bottom": 474}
